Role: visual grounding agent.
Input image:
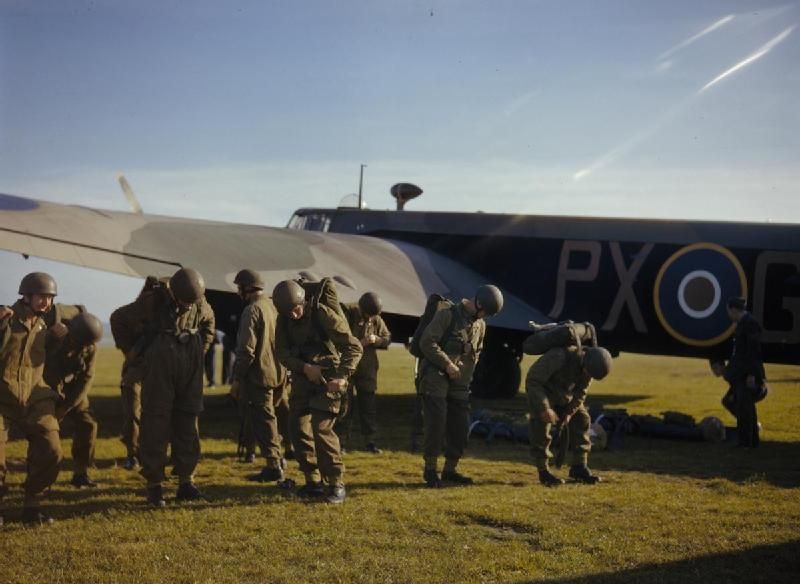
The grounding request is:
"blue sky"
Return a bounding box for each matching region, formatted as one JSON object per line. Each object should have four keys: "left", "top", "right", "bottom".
{"left": 1, "top": 0, "right": 798, "bottom": 320}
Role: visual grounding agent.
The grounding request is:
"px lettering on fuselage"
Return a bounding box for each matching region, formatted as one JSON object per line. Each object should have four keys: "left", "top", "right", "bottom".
{"left": 548, "top": 240, "right": 800, "bottom": 348}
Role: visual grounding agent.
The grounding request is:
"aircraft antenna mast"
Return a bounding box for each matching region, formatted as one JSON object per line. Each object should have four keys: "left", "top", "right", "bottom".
{"left": 358, "top": 164, "right": 367, "bottom": 209}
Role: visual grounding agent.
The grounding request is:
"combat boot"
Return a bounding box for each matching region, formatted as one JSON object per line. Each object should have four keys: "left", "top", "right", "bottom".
{"left": 296, "top": 481, "right": 325, "bottom": 499}
{"left": 21, "top": 507, "right": 54, "bottom": 526}
{"left": 326, "top": 485, "right": 346, "bottom": 504}
{"left": 441, "top": 470, "right": 474, "bottom": 485}
{"left": 70, "top": 473, "right": 98, "bottom": 489}
{"left": 176, "top": 482, "right": 205, "bottom": 502}
{"left": 146, "top": 485, "right": 166, "bottom": 508}
{"left": 569, "top": 464, "right": 601, "bottom": 484}
{"left": 366, "top": 442, "right": 382, "bottom": 454}
{"left": 423, "top": 469, "right": 442, "bottom": 488}
{"left": 247, "top": 466, "right": 284, "bottom": 483}
{"left": 123, "top": 455, "right": 140, "bottom": 471}
{"left": 538, "top": 468, "right": 565, "bottom": 487}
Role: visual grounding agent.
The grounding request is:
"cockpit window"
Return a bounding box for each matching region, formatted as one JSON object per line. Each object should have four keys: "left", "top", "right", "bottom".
{"left": 287, "top": 212, "right": 331, "bottom": 232}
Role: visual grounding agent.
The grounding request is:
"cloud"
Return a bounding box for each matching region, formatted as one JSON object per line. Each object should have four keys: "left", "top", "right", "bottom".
{"left": 658, "top": 14, "right": 736, "bottom": 62}
{"left": 700, "top": 25, "right": 796, "bottom": 93}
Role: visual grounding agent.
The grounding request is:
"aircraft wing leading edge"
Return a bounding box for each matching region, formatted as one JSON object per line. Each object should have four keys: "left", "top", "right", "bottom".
{"left": 0, "top": 193, "right": 543, "bottom": 330}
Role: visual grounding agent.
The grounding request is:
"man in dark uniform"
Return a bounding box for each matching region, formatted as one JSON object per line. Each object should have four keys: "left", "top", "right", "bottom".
{"left": 113, "top": 268, "right": 215, "bottom": 507}
{"left": 339, "top": 292, "right": 391, "bottom": 454}
{"left": 418, "top": 285, "right": 503, "bottom": 488}
{"left": 718, "top": 296, "right": 764, "bottom": 448}
{"left": 0, "top": 273, "right": 63, "bottom": 526}
{"left": 44, "top": 310, "right": 104, "bottom": 489}
{"left": 526, "top": 343, "right": 612, "bottom": 486}
{"left": 110, "top": 298, "right": 146, "bottom": 471}
{"left": 274, "top": 279, "right": 362, "bottom": 504}
{"left": 230, "top": 269, "right": 288, "bottom": 482}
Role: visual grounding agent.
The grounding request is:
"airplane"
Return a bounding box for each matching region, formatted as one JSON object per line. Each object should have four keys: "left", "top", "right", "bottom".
{"left": 1, "top": 183, "right": 798, "bottom": 398}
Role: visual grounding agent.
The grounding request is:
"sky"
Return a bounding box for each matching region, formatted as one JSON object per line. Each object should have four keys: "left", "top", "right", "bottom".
{"left": 1, "top": 0, "right": 798, "bottom": 320}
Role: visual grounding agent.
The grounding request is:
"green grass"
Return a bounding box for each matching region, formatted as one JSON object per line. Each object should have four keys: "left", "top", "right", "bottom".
{"left": 2, "top": 347, "right": 799, "bottom": 583}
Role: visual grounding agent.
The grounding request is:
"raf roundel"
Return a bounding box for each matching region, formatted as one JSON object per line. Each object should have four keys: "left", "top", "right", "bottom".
{"left": 654, "top": 243, "right": 747, "bottom": 347}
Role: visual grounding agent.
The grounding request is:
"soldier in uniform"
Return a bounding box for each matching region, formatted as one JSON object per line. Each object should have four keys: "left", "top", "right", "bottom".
{"left": 273, "top": 279, "right": 362, "bottom": 504}
{"left": 114, "top": 268, "right": 215, "bottom": 507}
{"left": 339, "top": 292, "right": 391, "bottom": 454}
{"left": 110, "top": 298, "right": 146, "bottom": 471}
{"left": 418, "top": 285, "right": 504, "bottom": 488}
{"left": 526, "top": 343, "right": 612, "bottom": 486}
{"left": 111, "top": 276, "right": 167, "bottom": 471}
{"left": 721, "top": 296, "right": 764, "bottom": 448}
{"left": 43, "top": 310, "right": 104, "bottom": 489}
{"left": 230, "top": 269, "right": 288, "bottom": 482}
{"left": 0, "top": 273, "right": 63, "bottom": 526}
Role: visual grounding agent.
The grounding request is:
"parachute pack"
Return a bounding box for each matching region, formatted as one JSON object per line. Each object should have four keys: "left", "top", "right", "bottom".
{"left": 522, "top": 320, "right": 598, "bottom": 355}
{"left": 407, "top": 293, "right": 455, "bottom": 359}
{"left": 296, "top": 277, "right": 347, "bottom": 353}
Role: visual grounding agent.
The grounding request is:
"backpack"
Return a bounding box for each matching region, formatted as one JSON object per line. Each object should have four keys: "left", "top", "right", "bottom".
{"left": 523, "top": 320, "right": 598, "bottom": 355}
{"left": 291, "top": 277, "right": 346, "bottom": 355}
{"left": 408, "top": 294, "right": 456, "bottom": 359}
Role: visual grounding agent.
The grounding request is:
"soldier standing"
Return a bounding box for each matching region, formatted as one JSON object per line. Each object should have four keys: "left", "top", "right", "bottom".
{"left": 723, "top": 296, "right": 764, "bottom": 448}
{"left": 115, "top": 268, "right": 215, "bottom": 507}
{"left": 339, "top": 292, "right": 391, "bottom": 454}
{"left": 526, "top": 343, "right": 612, "bottom": 486}
{"left": 230, "top": 269, "right": 288, "bottom": 482}
{"left": 110, "top": 277, "right": 162, "bottom": 471}
{"left": 44, "top": 310, "right": 104, "bottom": 489}
{"left": 0, "top": 273, "right": 63, "bottom": 525}
{"left": 418, "top": 285, "right": 503, "bottom": 488}
{"left": 273, "top": 279, "right": 362, "bottom": 504}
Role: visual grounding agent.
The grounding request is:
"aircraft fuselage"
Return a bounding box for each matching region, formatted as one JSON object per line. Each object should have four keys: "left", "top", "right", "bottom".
{"left": 290, "top": 207, "right": 800, "bottom": 364}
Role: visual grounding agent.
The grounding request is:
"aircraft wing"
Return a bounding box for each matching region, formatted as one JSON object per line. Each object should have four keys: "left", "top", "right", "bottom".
{"left": 0, "top": 193, "right": 544, "bottom": 330}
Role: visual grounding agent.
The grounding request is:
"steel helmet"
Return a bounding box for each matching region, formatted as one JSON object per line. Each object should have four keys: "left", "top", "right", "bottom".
{"left": 170, "top": 268, "right": 206, "bottom": 304}
{"left": 272, "top": 280, "right": 306, "bottom": 315}
{"left": 358, "top": 292, "right": 382, "bottom": 317}
{"left": 583, "top": 347, "right": 613, "bottom": 380}
{"left": 68, "top": 313, "right": 104, "bottom": 347}
{"left": 234, "top": 269, "right": 265, "bottom": 291}
{"left": 19, "top": 272, "right": 58, "bottom": 296}
{"left": 475, "top": 284, "right": 504, "bottom": 316}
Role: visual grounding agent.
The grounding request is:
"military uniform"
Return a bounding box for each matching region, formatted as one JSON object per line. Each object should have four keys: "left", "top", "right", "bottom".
{"left": 725, "top": 312, "right": 764, "bottom": 447}
{"left": 276, "top": 303, "right": 362, "bottom": 488}
{"left": 338, "top": 302, "right": 391, "bottom": 448}
{"left": 110, "top": 301, "right": 145, "bottom": 463}
{"left": 0, "top": 300, "right": 63, "bottom": 512}
{"left": 43, "top": 321, "right": 98, "bottom": 478}
{"left": 275, "top": 378, "right": 292, "bottom": 457}
{"left": 525, "top": 346, "right": 592, "bottom": 470}
{"left": 234, "top": 295, "right": 288, "bottom": 469}
{"left": 418, "top": 300, "right": 485, "bottom": 474}
{"left": 115, "top": 285, "right": 215, "bottom": 488}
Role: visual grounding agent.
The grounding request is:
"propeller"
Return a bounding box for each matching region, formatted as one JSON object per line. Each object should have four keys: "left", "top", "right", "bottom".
{"left": 117, "top": 172, "right": 143, "bottom": 214}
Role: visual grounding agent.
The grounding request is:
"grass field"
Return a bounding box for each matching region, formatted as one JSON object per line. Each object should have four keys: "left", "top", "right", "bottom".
{"left": 1, "top": 347, "right": 799, "bottom": 583}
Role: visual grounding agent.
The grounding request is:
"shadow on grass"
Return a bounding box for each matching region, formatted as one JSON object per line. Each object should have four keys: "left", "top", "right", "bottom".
{"left": 590, "top": 436, "right": 800, "bottom": 488}
{"left": 521, "top": 539, "right": 800, "bottom": 584}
